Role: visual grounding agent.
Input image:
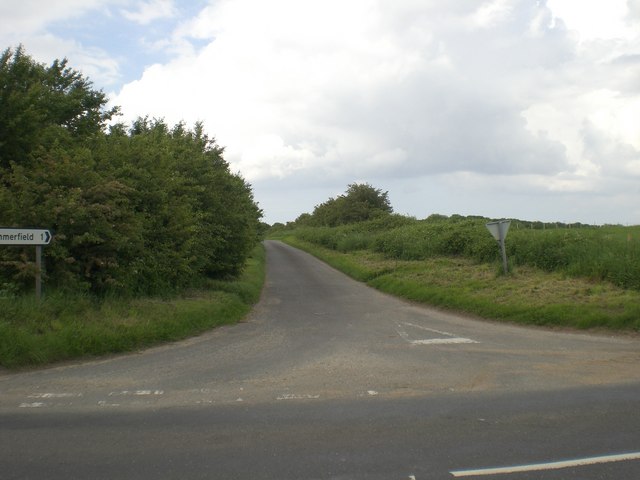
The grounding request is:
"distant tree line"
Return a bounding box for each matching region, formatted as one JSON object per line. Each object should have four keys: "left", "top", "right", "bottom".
{"left": 0, "top": 46, "right": 262, "bottom": 296}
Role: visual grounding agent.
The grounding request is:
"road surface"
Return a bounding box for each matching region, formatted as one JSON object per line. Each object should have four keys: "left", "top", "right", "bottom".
{"left": 1, "top": 240, "right": 639, "bottom": 479}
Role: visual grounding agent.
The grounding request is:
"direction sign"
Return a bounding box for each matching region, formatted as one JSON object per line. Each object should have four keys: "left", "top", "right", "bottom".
{"left": 0, "top": 228, "right": 52, "bottom": 245}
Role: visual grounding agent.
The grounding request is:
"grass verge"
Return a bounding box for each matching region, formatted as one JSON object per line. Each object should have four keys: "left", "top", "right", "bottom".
{"left": 278, "top": 237, "right": 640, "bottom": 331}
{"left": 0, "top": 244, "right": 265, "bottom": 369}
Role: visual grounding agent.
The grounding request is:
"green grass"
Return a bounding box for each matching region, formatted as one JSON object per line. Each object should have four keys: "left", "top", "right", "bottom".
{"left": 0, "top": 244, "right": 265, "bottom": 368}
{"left": 277, "top": 237, "right": 640, "bottom": 332}
{"left": 278, "top": 218, "right": 640, "bottom": 291}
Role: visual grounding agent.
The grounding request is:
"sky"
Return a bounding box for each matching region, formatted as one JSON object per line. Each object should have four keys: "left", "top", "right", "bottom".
{"left": 2, "top": 0, "right": 640, "bottom": 225}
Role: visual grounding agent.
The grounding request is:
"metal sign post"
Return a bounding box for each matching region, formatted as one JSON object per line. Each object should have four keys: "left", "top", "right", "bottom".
{"left": 485, "top": 220, "right": 511, "bottom": 274}
{"left": 35, "top": 245, "right": 43, "bottom": 300}
{"left": 0, "top": 228, "right": 52, "bottom": 300}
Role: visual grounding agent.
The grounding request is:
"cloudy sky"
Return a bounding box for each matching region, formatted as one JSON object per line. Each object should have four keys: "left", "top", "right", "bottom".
{"left": 2, "top": 0, "right": 640, "bottom": 225}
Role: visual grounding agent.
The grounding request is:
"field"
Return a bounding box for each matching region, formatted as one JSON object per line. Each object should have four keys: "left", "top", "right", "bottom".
{"left": 271, "top": 215, "right": 640, "bottom": 331}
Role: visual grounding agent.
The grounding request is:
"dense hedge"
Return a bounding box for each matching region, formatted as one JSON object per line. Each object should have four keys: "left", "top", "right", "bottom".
{"left": 0, "top": 47, "right": 262, "bottom": 296}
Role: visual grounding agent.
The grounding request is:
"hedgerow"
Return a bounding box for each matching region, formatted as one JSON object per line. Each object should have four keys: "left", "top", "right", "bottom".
{"left": 0, "top": 46, "right": 262, "bottom": 296}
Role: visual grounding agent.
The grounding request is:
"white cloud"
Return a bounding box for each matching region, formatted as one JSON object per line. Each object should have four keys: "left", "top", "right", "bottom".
{"left": 115, "top": 1, "right": 573, "bottom": 179}
{"left": 121, "top": 0, "right": 177, "bottom": 25}
{"left": 0, "top": 0, "right": 124, "bottom": 87}
{"left": 0, "top": 0, "right": 109, "bottom": 37}
{"left": 629, "top": 0, "right": 640, "bottom": 23}
{"left": 582, "top": 121, "right": 640, "bottom": 178}
{"left": 547, "top": 0, "right": 635, "bottom": 41}
{"left": 471, "top": 0, "right": 514, "bottom": 28}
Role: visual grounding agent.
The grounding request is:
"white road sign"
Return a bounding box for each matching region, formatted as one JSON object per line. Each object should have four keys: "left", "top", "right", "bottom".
{"left": 485, "top": 220, "right": 511, "bottom": 242}
{"left": 0, "top": 228, "right": 52, "bottom": 245}
{"left": 485, "top": 220, "right": 511, "bottom": 274}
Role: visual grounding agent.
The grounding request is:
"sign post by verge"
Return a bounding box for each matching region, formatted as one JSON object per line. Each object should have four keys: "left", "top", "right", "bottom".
{"left": 0, "top": 228, "right": 52, "bottom": 300}
{"left": 485, "top": 220, "right": 511, "bottom": 274}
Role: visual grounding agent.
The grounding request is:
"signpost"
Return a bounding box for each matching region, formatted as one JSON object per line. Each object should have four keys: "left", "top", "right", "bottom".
{"left": 0, "top": 228, "right": 51, "bottom": 245}
{"left": 485, "top": 220, "right": 511, "bottom": 274}
{"left": 0, "top": 228, "right": 52, "bottom": 300}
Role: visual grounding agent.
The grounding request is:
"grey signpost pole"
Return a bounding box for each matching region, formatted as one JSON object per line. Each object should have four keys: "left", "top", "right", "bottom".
{"left": 485, "top": 220, "right": 511, "bottom": 274}
{"left": 35, "top": 245, "right": 43, "bottom": 301}
{"left": 0, "top": 228, "right": 52, "bottom": 300}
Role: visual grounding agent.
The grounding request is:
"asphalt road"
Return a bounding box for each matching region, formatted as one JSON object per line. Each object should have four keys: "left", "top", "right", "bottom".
{"left": 1, "top": 240, "right": 639, "bottom": 479}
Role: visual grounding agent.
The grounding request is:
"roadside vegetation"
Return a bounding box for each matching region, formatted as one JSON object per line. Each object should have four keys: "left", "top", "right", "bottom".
{"left": 0, "top": 46, "right": 265, "bottom": 367}
{"left": 0, "top": 245, "right": 265, "bottom": 368}
{"left": 270, "top": 184, "right": 640, "bottom": 332}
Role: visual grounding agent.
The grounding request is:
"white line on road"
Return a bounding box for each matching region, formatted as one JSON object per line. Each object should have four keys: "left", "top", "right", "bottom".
{"left": 277, "top": 393, "right": 320, "bottom": 400}
{"left": 450, "top": 451, "right": 640, "bottom": 477}
{"left": 108, "top": 390, "right": 164, "bottom": 397}
{"left": 19, "top": 402, "right": 45, "bottom": 408}
{"left": 411, "top": 338, "right": 478, "bottom": 345}
{"left": 396, "top": 322, "right": 478, "bottom": 346}
{"left": 28, "top": 392, "right": 82, "bottom": 399}
{"left": 402, "top": 322, "right": 462, "bottom": 336}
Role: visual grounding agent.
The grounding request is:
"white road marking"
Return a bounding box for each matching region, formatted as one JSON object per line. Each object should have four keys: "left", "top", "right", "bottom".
{"left": 367, "top": 390, "right": 379, "bottom": 396}
{"left": 277, "top": 393, "right": 320, "bottom": 400}
{"left": 402, "top": 323, "right": 459, "bottom": 336}
{"left": 411, "top": 338, "right": 477, "bottom": 345}
{"left": 450, "top": 451, "right": 640, "bottom": 477}
{"left": 19, "top": 402, "right": 45, "bottom": 408}
{"left": 396, "top": 322, "right": 478, "bottom": 346}
{"left": 28, "top": 392, "right": 82, "bottom": 399}
{"left": 19, "top": 392, "right": 84, "bottom": 408}
{"left": 108, "top": 390, "right": 164, "bottom": 397}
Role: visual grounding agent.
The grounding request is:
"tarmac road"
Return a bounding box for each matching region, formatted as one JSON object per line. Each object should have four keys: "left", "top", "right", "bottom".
{"left": 1, "top": 240, "right": 639, "bottom": 479}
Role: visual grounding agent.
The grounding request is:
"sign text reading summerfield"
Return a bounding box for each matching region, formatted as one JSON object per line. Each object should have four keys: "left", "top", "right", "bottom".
{"left": 0, "top": 228, "right": 52, "bottom": 245}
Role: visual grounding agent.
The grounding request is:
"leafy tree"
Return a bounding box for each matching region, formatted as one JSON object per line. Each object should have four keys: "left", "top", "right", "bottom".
{"left": 0, "top": 47, "right": 262, "bottom": 296}
{"left": 90, "top": 117, "right": 262, "bottom": 294}
{"left": 0, "top": 45, "right": 117, "bottom": 172}
{"left": 294, "top": 213, "right": 313, "bottom": 226}
{"left": 308, "top": 183, "right": 393, "bottom": 226}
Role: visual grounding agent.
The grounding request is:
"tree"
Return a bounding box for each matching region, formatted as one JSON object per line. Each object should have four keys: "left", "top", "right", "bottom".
{"left": 0, "top": 46, "right": 117, "bottom": 172}
{"left": 0, "top": 47, "right": 262, "bottom": 296}
{"left": 339, "top": 183, "right": 392, "bottom": 223}
{"left": 0, "top": 46, "right": 122, "bottom": 293}
{"left": 308, "top": 183, "right": 393, "bottom": 226}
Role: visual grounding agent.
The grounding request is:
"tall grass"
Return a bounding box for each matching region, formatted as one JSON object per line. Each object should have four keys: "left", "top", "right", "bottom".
{"left": 0, "top": 244, "right": 265, "bottom": 368}
{"left": 508, "top": 226, "right": 640, "bottom": 290}
{"left": 276, "top": 216, "right": 640, "bottom": 291}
